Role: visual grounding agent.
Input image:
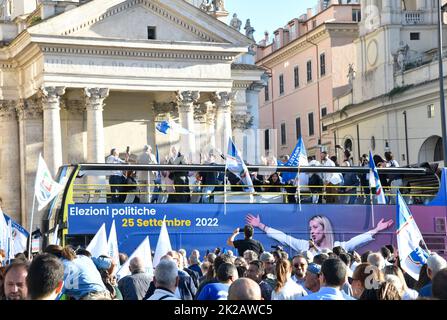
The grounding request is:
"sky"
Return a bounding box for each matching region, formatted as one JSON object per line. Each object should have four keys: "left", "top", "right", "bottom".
{"left": 225, "top": 0, "right": 319, "bottom": 42}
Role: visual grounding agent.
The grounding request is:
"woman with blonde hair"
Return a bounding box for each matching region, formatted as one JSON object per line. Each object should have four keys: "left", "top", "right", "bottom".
{"left": 271, "top": 259, "right": 307, "bottom": 300}
{"left": 246, "top": 214, "right": 393, "bottom": 254}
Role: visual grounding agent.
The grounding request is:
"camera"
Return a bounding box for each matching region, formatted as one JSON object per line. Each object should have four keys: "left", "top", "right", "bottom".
{"left": 271, "top": 245, "right": 284, "bottom": 251}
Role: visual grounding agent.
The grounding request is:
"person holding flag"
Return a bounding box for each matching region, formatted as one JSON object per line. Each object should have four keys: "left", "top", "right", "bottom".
{"left": 369, "top": 151, "right": 387, "bottom": 205}
{"left": 396, "top": 191, "right": 430, "bottom": 281}
{"left": 226, "top": 137, "right": 254, "bottom": 194}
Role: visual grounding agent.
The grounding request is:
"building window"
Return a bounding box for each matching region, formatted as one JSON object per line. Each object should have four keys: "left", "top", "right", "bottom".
{"left": 307, "top": 60, "right": 312, "bottom": 83}
{"left": 279, "top": 74, "right": 284, "bottom": 95}
{"left": 320, "top": 53, "right": 326, "bottom": 77}
{"left": 281, "top": 123, "right": 287, "bottom": 145}
{"left": 308, "top": 112, "right": 314, "bottom": 136}
{"left": 295, "top": 117, "right": 301, "bottom": 140}
{"left": 264, "top": 129, "right": 270, "bottom": 150}
{"left": 312, "top": 20, "right": 317, "bottom": 29}
{"left": 274, "top": 33, "right": 281, "bottom": 49}
{"left": 428, "top": 104, "right": 435, "bottom": 118}
{"left": 265, "top": 82, "right": 270, "bottom": 101}
{"left": 147, "top": 26, "right": 156, "bottom": 40}
{"left": 294, "top": 66, "right": 299, "bottom": 88}
{"left": 321, "top": 107, "right": 327, "bottom": 131}
{"left": 290, "top": 25, "right": 296, "bottom": 40}
{"left": 410, "top": 32, "right": 420, "bottom": 40}
{"left": 352, "top": 9, "right": 361, "bottom": 22}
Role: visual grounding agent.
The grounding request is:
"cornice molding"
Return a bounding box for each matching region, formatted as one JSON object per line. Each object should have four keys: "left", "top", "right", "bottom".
{"left": 41, "top": 45, "right": 236, "bottom": 62}
{"left": 257, "top": 24, "right": 358, "bottom": 67}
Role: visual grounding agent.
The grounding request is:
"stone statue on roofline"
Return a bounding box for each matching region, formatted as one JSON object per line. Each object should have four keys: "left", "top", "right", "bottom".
{"left": 199, "top": 0, "right": 214, "bottom": 13}
{"left": 214, "top": 0, "right": 225, "bottom": 11}
{"left": 244, "top": 19, "right": 255, "bottom": 41}
{"left": 230, "top": 13, "right": 242, "bottom": 31}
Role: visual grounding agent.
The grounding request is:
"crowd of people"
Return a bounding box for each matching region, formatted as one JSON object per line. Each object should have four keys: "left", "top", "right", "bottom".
{"left": 1, "top": 225, "right": 446, "bottom": 300}
{"left": 102, "top": 145, "right": 411, "bottom": 205}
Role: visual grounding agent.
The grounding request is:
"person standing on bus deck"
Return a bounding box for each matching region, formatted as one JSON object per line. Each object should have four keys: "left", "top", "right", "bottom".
{"left": 227, "top": 225, "right": 264, "bottom": 257}
{"left": 384, "top": 151, "right": 402, "bottom": 205}
{"left": 137, "top": 145, "right": 158, "bottom": 203}
{"left": 320, "top": 151, "right": 342, "bottom": 203}
{"left": 106, "top": 148, "right": 126, "bottom": 203}
{"left": 246, "top": 214, "right": 393, "bottom": 255}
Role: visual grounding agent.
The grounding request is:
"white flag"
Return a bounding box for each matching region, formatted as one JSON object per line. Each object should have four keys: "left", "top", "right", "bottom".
{"left": 86, "top": 223, "right": 109, "bottom": 258}
{"left": 153, "top": 216, "right": 172, "bottom": 268}
{"left": 396, "top": 192, "right": 430, "bottom": 280}
{"left": 108, "top": 220, "right": 120, "bottom": 268}
{"left": 116, "top": 236, "right": 153, "bottom": 280}
{"left": 0, "top": 208, "right": 8, "bottom": 255}
{"left": 34, "top": 154, "right": 64, "bottom": 211}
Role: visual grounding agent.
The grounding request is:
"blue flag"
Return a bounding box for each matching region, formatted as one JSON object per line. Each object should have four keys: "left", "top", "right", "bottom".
{"left": 369, "top": 151, "right": 387, "bottom": 204}
{"left": 278, "top": 137, "right": 308, "bottom": 183}
{"left": 156, "top": 120, "right": 192, "bottom": 135}
{"left": 396, "top": 191, "right": 429, "bottom": 280}
{"left": 226, "top": 138, "right": 254, "bottom": 193}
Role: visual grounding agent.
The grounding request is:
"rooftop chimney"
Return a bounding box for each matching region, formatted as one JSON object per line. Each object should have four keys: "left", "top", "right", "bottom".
{"left": 307, "top": 8, "right": 313, "bottom": 19}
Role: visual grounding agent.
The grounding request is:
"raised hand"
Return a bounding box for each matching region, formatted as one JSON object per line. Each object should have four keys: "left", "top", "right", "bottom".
{"left": 246, "top": 213, "right": 261, "bottom": 228}
{"left": 374, "top": 218, "right": 394, "bottom": 233}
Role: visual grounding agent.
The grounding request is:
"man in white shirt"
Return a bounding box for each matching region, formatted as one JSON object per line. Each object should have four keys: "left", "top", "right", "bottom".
{"left": 320, "top": 151, "right": 342, "bottom": 203}
{"left": 106, "top": 148, "right": 126, "bottom": 203}
{"left": 137, "top": 145, "right": 158, "bottom": 203}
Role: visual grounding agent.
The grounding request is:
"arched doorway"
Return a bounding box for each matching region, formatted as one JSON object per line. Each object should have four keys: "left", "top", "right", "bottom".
{"left": 418, "top": 135, "right": 444, "bottom": 163}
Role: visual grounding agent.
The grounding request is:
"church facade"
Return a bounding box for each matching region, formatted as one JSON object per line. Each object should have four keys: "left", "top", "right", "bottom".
{"left": 0, "top": 0, "right": 265, "bottom": 228}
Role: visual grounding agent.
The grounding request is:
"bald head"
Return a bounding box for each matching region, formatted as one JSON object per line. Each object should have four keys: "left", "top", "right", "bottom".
{"left": 129, "top": 257, "right": 146, "bottom": 274}
{"left": 228, "top": 278, "right": 262, "bottom": 300}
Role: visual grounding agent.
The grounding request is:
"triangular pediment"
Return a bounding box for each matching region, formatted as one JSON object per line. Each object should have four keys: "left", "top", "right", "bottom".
{"left": 28, "top": 0, "right": 252, "bottom": 46}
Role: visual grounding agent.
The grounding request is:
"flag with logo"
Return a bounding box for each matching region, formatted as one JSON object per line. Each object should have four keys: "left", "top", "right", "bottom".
{"left": 153, "top": 216, "right": 172, "bottom": 268}
{"left": 86, "top": 223, "right": 109, "bottom": 258}
{"left": 116, "top": 236, "right": 153, "bottom": 280}
{"left": 396, "top": 191, "right": 430, "bottom": 280}
{"left": 226, "top": 137, "right": 254, "bottom": 193}
{"left": 1, "top": 210, "right": 29, "bottom": 259}
{"left": 278, "top": 137, "right": 309, "bottom": 183}
{"left": 34, "top": 154, "right": 64, "bottom": 211}
{"left": 108, "top": 220, "right": 120, "bottom": 268}
{"left": 0, "top": 208, "right": 8, "bottom": 256}
{"left": 369, "top": 151, "right": 387, "bottom": 204}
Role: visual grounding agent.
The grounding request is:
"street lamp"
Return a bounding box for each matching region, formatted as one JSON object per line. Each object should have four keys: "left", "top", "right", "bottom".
{"left": 437, "top": 0, "right": 447, "bottom": 166}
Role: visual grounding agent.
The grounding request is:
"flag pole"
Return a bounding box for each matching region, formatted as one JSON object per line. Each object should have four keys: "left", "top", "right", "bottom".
{"left": 297, "top": 166, "right": 302, "bottom": 212}
{"left": 224, "top": 166, "right": 227, "bottom": 216}
{"left": 370, "top": 189, "right": 375, "bottom": 228}
{"left": 28, "top": 195, "right": 36, "bottom": 260}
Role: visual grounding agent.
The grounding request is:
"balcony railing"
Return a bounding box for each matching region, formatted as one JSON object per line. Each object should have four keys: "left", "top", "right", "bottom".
{"left": 403, "top": 11, "right": 424, "bottom": 25}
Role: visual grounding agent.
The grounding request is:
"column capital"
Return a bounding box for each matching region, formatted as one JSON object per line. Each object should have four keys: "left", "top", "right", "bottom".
{"left": 213, "top": 91, "right": 235, "bottom": 110}
{"left": 40, "top": 86, "right": 66, "bottom": 107}
{"left": 232, "top": 113, "right": 253, "bottom": 130}
{"left": 84, "top": 88, "right": 109, "bottom": 110}
{"left": 15, "top": 98, "right": 42, "bottom": 121}
{"left": 0, "top": 100, "right": 18, "bottom": 121}
{"left": 176, "top": 91, "right": 200, "bottom": 113}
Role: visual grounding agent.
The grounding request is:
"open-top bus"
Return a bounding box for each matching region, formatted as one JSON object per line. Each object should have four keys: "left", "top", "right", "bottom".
{"left": 43, "top": 163, "right": 447, "bottom": 257}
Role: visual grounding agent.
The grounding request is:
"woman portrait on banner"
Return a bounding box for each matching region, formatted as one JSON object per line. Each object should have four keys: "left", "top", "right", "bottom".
{"left": 246, "top": 214, "right": 393, "bottom": 254}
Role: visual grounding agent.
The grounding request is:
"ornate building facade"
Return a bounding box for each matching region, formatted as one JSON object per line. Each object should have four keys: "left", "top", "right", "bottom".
{"left": 0, "top": 0, "right": 264, "bottom": 228}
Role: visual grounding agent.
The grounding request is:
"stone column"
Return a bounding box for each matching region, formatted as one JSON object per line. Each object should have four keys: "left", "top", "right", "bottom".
{"left": 41, "top": 86, "right": 65, "bottom": 176}
{"left": 0, "top": 101, "right": 21, "bottom": 223}
{"left": 214, "top": 91, "right": 234, "bottom": 155}
{"left": 16, "top": 98, "right": 43, "bottom": 230}
{"left": 84, "top": 88, "right": 109, "bottom": 163}
{"left": 204, "top": 101, "right": 216, "bottom": 152}
{"left": 176, "top": 91, "right": 199, "bottom": 163}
